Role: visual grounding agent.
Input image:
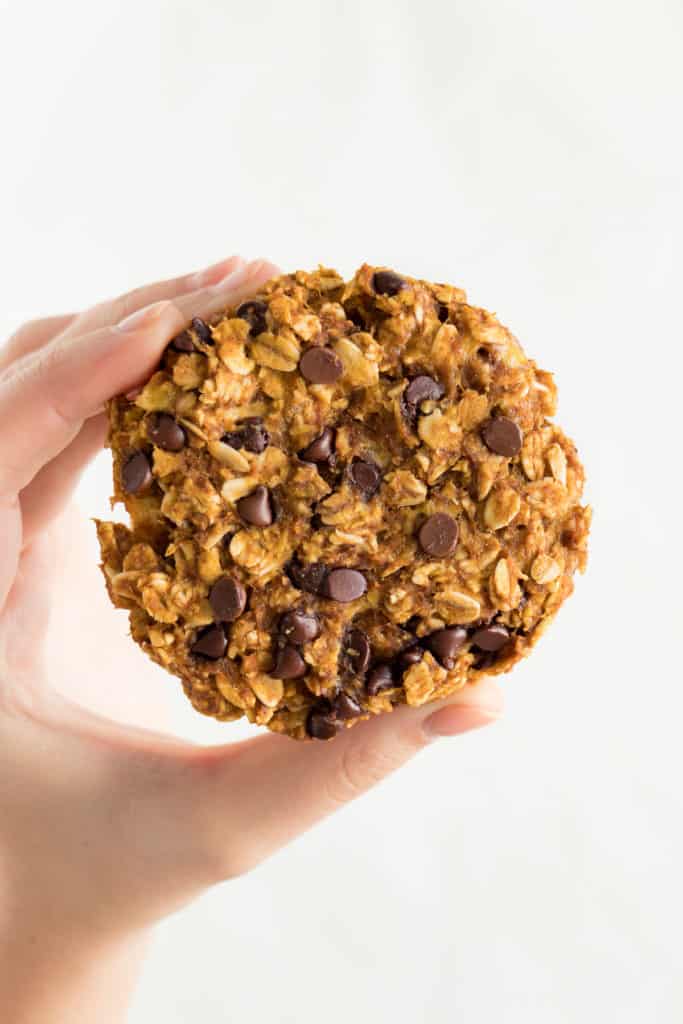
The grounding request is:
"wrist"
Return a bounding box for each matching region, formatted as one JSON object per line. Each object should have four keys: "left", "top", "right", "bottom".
{"left": 0, "top": 904, "right": 148, "bottom": 1024}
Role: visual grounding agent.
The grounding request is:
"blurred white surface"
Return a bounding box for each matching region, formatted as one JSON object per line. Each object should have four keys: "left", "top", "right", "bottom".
{"left": 1, "top": 0, "right": 681, "bottom": 1020}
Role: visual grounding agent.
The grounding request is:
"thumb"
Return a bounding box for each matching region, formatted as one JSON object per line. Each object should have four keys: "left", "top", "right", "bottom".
{"left": 191, "top": 678, "right": 504, "bottom": 880}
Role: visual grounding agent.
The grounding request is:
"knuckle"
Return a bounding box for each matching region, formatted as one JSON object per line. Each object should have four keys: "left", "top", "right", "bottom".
{"left": 111, "top": 290, "right": 143, "bottom": 323}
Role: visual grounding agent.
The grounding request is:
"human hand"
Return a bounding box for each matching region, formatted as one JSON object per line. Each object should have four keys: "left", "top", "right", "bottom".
{"left": 0, "top": 256, "right": 503, "bottom": 1021}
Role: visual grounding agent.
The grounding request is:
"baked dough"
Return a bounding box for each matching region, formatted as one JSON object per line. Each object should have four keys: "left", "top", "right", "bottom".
{"left": 95, "top": 265, "right": 590, "bottom": 739}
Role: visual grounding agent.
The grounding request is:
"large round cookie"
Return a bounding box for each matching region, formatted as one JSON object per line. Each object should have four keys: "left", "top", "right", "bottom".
{"left": 96, "top": 265, "right": 590, "bottom": 740}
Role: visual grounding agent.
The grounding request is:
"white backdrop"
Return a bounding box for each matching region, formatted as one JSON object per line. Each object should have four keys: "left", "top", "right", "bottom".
{"left": 1, "top": 1, "right": 682, "bottom": 1021}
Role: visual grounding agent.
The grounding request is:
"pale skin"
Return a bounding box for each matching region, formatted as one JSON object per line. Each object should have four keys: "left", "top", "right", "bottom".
{"left": 0, "top": 256, "right": 504, "bottom": 1022}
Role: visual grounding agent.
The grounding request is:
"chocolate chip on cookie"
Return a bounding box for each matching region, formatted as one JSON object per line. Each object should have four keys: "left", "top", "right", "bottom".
{"left": 425, "top": 627, "right": 467, "bottom": 669}
{"left": 300, "top": 427, "right": 335, "bottom": 463}
{"left": 236, "top": 300, "right": 268, "bottom": 337}
{"left": 349, "top": 459, "right": 381, "bottom": 498}
{"left": 98, "top": 263, "right": 589, "bottom": 741}
{"left": 272, "top": 645, "right": 307, "bottom": 679}
{"left": 209, "top": 577, "right": 247, "bottom": 622}
{"left": 121, "top": 452, "right": 152, "bottom": 494}
{"left": 481, "top": 417, "right": 523, "bottom": 457}
{"left": 299, "top": 347, "right": 343, "bottom": 385}
{"left": 366, "top": 663, "right": 394, "bottom": 696}
{"left": 344, "top": 628, "right": 371, "bottom": 675}
{"left": 471, "top": 624, "right": 510, "bottom": 652}
{"left": 224, "top": 419, "right": 270, "bottom": 454}
{"left": 237, "top": 486, "right": 274, "bottom": 526}
{"left": 191, "top": 317, "right": 213, "bottom": 344}
{"left": 394, "top": 646, "right": 424, "bottom": 673}
{"left": 332, "top": 692, "right": 362, "bottom": 720}
{"left": 280, "top": 610, "right": 320, "bottom": 644}
{"left": 191, "top": 625, "right": 227, "bottom": 660}
{"left": 373, "top": 270, "right": 405, "bottom": 296}
{"left": 307, "top": 703, "right": 341, "bottom": 740}
{"left": 169, "top": 330, "right": 195, "bottom": 353}
{"left": 418, "top": 513, "right": 459, "bottom": 558}
{"left": 405, "top": 375, "right": 444, "bottom": 408}
{"left": 288, "top": 560, "right": 329, "bottom": 595}
{"left": 146, "top": 413, "right": 186, "bottom": 452}
{"left": 321, "top": 569, "right": 367, "bottom": 603}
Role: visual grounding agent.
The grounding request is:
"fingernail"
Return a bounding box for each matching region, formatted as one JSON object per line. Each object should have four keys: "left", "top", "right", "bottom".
{"left": 118, "top": 300, "right": 173, "bottom": 332}
{"left": 191, "top": 256, "right": 243, "bottom": 289}
{"left": 422, "top": 704, "right": 503, "bottom": 741}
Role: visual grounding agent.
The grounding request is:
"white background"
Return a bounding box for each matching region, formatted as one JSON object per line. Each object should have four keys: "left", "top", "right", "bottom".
{"left": 1, "top": 1, "right": 682, "bottom": 1021}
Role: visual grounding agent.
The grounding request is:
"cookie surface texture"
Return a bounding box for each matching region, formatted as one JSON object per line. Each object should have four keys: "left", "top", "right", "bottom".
{"left": 95, "top": 265, "right": 590, "bottom": 740}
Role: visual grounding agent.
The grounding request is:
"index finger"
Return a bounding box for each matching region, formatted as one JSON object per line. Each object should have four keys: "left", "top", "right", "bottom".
{"left": 57, "top": 255, "right": 245, "bottom": 340}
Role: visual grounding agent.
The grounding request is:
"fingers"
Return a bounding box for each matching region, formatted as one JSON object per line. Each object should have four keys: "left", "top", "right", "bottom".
{"left": 0, "top": 254, "right": 248, "bottom": 377}
{"left": 0, "top": 314, "right": 78, "bottom": 374}
{"left": 0, "top": 522, "right": 55, "bottom": 672}
{"left": 1, "top": 258, "right": 280, "bottom": 519}
{"left": 0, "top": 300, "right": 186, "bottom": 501}
{"left": 0, "top": 255, "right": 275, "bottom": 391}
{"left": 19, "top": 414, "right": 107, "bottom": 546}
{"left": 192, "top": 679, "right": 504, "bottom": 880}
{"left": 58, "top": 255, "right": 246, "bottom": 341}
{"left": 0, "top": 497, "right": 21, "bottom": 617}
{"left": 172, "top": 258, "right": 280, "bottom": 323}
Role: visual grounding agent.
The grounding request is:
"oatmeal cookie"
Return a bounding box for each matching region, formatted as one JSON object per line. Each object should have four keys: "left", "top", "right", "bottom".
{"left": 95, "top": 265, "right": 590, "bottom": 740}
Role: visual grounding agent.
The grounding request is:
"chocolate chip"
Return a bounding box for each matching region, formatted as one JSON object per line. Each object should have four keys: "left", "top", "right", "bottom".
{"left": 146, "top": 413, "right": 186, "bottom": 452}
{"left": 437, "top": 303, "right": 450, "bottom": 323}
{"left": 288, "top": 561, "right": 329, "bottom": 594}
{"left": 471, "top": 624, "right": 510, "bottom": 652}
{"left": 209, "top": 576, "right": 247, "bottom": 622}
{"left": 481, "top": 417, "right": 523, "bottom": 457}
{"left": 425, "top": 627, "right": 467, "bottom": 669}
{"left": 300, "top": 427, "right": 335, "bottom": 463}
{"left": 346, "top": 308, "right": 366, "bottom": 330}
{"left": 332, "top": 692, "right": 362, "bottom": 720}
{"left": 191, "top": 317, "right": 212, "bottom": 344}
{"left": 169, "top": 330, "right": 195, "bottom": 353}
{"left": 272, "top": 644, "right": 307, "bottom": 679}
{"left": 472, "top": 651, "right": 496, "bottom": 671}
{"left": 307, "top": 704, "right": 341, "bottom": 740}
{"left": 322, "top": 568, "right": 367, "bottom": 603}
{"left": 344, "top": 628, "right": 371, "bottom": 675}
{"left": 366, "top": 663, "right": 394, "bottom": 696}
{"left": 373, "top": 270, "right": 406, "bottom": 296}
{"left": 236, "top": 300, "right": 268, "bottom": 337}
{"left": 405, "top": 375, "right": 444, "bottom": 408}
{"left": 349, "top": 459, "right": 381, "bottom": 498}
{"left": 280, "top": 610, "right": 320, "bottom": 644}
{"left": 418, "top": 513, "right": 459, "bottom": 558}
{"left": 394, "top": 646, "right": 424, "bottom": 673}
{"left": 244, "top": 420, "right": 270, "bottom": 453}
{"left": 223, "top": 419, "right": 269, "bottom": 454}
{"left": 236, "top": 486, "right": 274, "bottom": 526}
{"left": 121, "top": 451, "right": 152, "bottom": 494}
{"left": 191, "top": 624, "right": 227, "bottom": 660}
{"left": 299, "top": 347, "right": 344, "bottom": 385}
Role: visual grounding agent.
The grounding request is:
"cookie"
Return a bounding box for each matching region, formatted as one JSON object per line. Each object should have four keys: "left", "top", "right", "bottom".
{"left": 95, "top": 265, "right": 590, "bottom": 740}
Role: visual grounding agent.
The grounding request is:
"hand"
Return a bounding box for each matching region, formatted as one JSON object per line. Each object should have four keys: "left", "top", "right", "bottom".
{"left": 0, "top": 257, "right": 503, "bottom": 1022}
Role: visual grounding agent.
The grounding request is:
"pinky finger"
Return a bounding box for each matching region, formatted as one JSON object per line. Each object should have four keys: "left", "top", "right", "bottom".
{"left": 19, "top": 413, "right": 108, "bottom": 546}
